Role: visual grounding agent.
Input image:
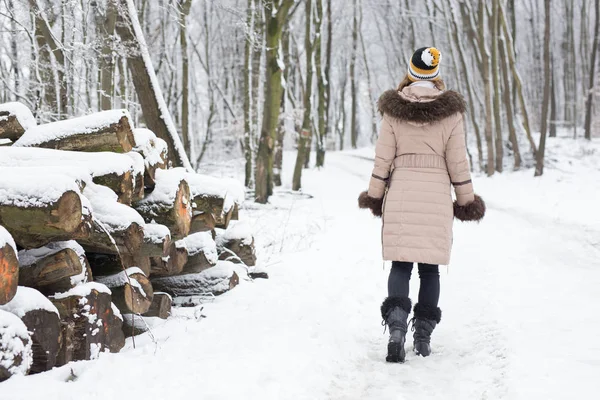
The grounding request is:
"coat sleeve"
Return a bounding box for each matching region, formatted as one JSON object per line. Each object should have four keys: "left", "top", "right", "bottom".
{"left": 367, "top": 116, "right": 396, "bottom": 199}
{"left": 445, "top": 115, "right": 475, "bottom": 206}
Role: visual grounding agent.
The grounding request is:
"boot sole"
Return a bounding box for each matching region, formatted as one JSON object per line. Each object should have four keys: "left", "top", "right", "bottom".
{"left": 386, "top": 342, "right": 406, "bottom": 363}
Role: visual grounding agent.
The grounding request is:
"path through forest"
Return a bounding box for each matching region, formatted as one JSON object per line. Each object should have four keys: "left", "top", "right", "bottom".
{"left": 2, "top": 141, "right": 600, "bottom": 400}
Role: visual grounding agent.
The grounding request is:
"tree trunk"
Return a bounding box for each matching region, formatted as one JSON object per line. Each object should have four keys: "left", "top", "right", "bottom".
{"left": 18, "top": 248, "right": 84, "bottom": 289}
{"left": 95, "top": 268, "right": 154, "bottom": 314}
{"left": 255, "top": 0, "right": 294, "bottom": 203}
{"left": 358, "top": 4, "right": 377, "bottom": 145}
{"left": 292, "top": 0, "right": 314, "bottom": 191}
{"left": 97, "top": 0, "right": 117, "bottom": 111}
{"left": 584, "top": 0, "right": 600, "bottom": 140}
{"left": 151, "top": 266, "right": 240, "bottom": 297}
{"left": 243, "top": 0, "right": 255, "bottom": 188}
{"left": 115, "top": 0, "right": 191, "bottom": 169}
{"left": 179, "top": 0, "right": 193, "bottom": 156}
{"left": 549, "top": 62, "right": 557, "bottom": 138}
{"left": 349, "top": 0, "right": 359, "bottom": 149}
{"left": 491, "top": 0, "right": 504, "bottom": 173}
{"left": 478, "top": 0, "right": 495, "bottom": 176}
{"left": 535, "top": 0, "right": 552, "bottom": 176}
{"left": 499, "top": 36, "right": 522, "bottom": 169}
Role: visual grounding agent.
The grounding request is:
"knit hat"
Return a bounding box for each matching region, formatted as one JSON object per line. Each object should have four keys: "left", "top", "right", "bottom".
{"left": 408, "top": 47, "right": 442, "bottom": 82}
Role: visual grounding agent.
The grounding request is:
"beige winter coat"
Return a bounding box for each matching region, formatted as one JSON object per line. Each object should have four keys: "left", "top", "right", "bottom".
{"left": 366, "top": 85, "right": 475, "bottom": 265}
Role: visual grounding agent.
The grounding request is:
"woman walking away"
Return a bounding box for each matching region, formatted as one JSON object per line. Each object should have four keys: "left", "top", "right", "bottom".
{"left": 358, "top": 47, "right": 485, "bottom": 363}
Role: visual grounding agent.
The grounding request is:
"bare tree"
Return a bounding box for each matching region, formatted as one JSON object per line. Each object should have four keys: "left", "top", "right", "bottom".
{"left": 535, "top": 0, "right": 552, "bottom": 177}
{"left": 584, "top": 0, "right": 600, "bottom": 140}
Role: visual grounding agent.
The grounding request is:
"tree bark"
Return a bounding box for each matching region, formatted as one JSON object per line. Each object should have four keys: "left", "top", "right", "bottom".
{"left": 179, "top": 0, "right": 193, "bottom": 156}
{"left": 254, "top": 0, "right": 295, "bottom": 203}
{"left": 584, "top": 0, "right": 600, "bottom": 140}
{"left": 499, "top": 36, "right": 522, "bottom": 169}
{"left": 535, "top": 0, "right": 552, "bottom": 176}
{"left": 292, "top": 0, "right": 314, "bottom": 191}
{"left": 349, "top": 0, "right": 359, "bottom": 149}
{"left": 18, "top": 248, "right": 83, "bottom": 289}
{"left": 491, "top": 0, "right": 504, "bottom": 173}
{"left": 478, "top": 0, "right": 495, "bottom": 176}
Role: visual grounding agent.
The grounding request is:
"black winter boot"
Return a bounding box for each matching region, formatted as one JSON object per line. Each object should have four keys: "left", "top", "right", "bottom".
{"left": 411, "top": 303, "right": 442, "bottom": 357}
{"left": 381, "top": 297, "right": 412, "bottom": 363}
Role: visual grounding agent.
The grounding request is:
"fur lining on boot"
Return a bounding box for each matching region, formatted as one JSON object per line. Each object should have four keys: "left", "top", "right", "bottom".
{"left": 381, "top": 296, "right": 412, "bottom": 319}
{"left": 358, "top": 190, "right": 383, "bottom": 217}
{"left": 413, "top": 303, "right": 442, "bottom": 323}
{"left": 378, "top": 89, "right": 466, "bottom": 124}
{"left": 453, "top": 194, "right": 486, "bottom": 222}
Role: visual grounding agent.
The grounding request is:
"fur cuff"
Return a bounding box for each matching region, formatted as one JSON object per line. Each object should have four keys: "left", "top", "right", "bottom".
{"left": 358, "top": 191, "right": 383, "bottom": 217}
{"left": 453, "top": 194, "right": 485, "bottom": 222}
{"left": 381, "top": 296, "right": 412, "bottom": 319}
{"left": 413, "top": 303, "right": 442, "bottom": 324}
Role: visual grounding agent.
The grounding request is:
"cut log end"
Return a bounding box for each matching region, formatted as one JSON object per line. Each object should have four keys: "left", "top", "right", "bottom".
{"left": 0, "top": 243, "right": 19, "bottom": 305}
{"left": 143, "top": 292, "right": 172, "bottom": 319}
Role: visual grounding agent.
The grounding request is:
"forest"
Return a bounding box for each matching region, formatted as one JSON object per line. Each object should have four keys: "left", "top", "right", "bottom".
{"left": 0, "top": 0, "right": 598, "bottom": 199}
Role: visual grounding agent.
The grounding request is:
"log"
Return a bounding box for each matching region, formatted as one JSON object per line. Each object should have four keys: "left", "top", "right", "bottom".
{"left": 121, "top": 314, "right": 165, "bottom": 337}
{"left": 216, "top": 222, "right": 257, "bottom": 267}
{"left": 0, "top": 147, "right": 143, "bottom": 205}
{"left": 13, "top": 109, "right": 135, "bottom": 153}
{"left": 141, "top": 223, "right": 171, "bottom": 257}
{"left": 0, "top": 287, "right": 60, "bottom": 374}
{"left": 95, "top": 268, "right": 153, "bottom": 314}
{"left": 0, "top": 173, "right": 91, "bottom": 248}
{"left": 177, "top": 232, "right": 217, "bottom": 275}
{"left": 231, "top": 203, "right": 239, "bottom": 221}
{"left": 215, "top": 206, "right": 235, "bottom": 230}
{"left": 50, "top": 283, "right": 125, "bottom": 365}
{"left": 151, "top": 262, "right": 239, "bottom": 297}
{"left": 87, "top": 253, "right": 151, "bottom": 277}
{"left": 150, "top": 241, "right": 187, "bottom": 277}
{"left": 0, "top": 226, "right": 18, "bottom": 305}
{"left": 185, "top": 172, "right": 245, "bottom": 227}
{"left": 0, "top": 310, "right": 32, "bottom": 381}
{"left": 135, "top": 169, "right": 192, "bottom": 239}
{"left": 190, "top": 212, "right": 216, "bottom": 233}
{"left": 0, "top": 102, "right": 36, "bottom": 141}
{"left": 142, "top": 292, "right": 172, "bottom": 319}
{"left": 132, "top": 128, "right": 168, "bottom": 189}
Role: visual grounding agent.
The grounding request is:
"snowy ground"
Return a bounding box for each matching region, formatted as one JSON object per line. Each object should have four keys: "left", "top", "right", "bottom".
{"left": 2, "top": 137, "right": 600, "bottom": 400}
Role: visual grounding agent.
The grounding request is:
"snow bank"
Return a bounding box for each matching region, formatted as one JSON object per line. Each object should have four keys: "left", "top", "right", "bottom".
{"left": 144, "top": 223, "right": 171, "bottom": 243}
{"left": 133, "top": 128, "right": 168, "bottom": 167}
{"left": 0, "top": 102, "right": 37, "bottom": 131}
{"left": 177, "top": 232, "right": 218, "bottom": 264}
{"left": 0, "top": 171, "right": 83, "bottom": 208}
{"left": 0, "top": 287, "right": 59, "bottom": 318}
{"left": 13, "top": 109, "right": 131, "bottom": 148}
{"left": 83, "top": 183, "right": 145, "bottom": 231}
{"left": 215, "top": 221, "right": 254, "bottom": 247}
{"left": 0, "top": 147, "right": 141, "bottom": 178}
{"left": 51, "top": 282, "right": 111, "bottom": 300}
{"left": 0, "top": 225, "right": 16, "bottom": 255}
{"left": 0, "top": 139, "right": 11, "bottom": 146}
{"left": 0, "top": 310, "right": 32, "bottom": 378}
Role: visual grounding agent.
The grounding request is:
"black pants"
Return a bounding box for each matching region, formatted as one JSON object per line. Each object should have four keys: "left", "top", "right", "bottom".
{"left": 388, "top": 261, "right": 440, "bottom": 307}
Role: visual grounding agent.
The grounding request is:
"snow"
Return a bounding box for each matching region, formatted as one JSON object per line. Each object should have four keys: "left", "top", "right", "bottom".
{"left": 123, "top": 0, "right": 192, "bottom": 171}
{"left": 111, "top": 304, "right": 122, "bottom": 321}
{"left": 184, "top": 172, "right": 245, "bottom": 212}
{"left": 95, "top": 267, "right": 147, "bottom": 297}
{"left": 0, "top": 225, "right": 16, "bottom": 255}
{"left": 51, "top": 282, "right": 111, "bottom": 300}
{"left": 82, "top": 183, "right": 145, "bottom": 231}
{"left": 0, "top": 138, "right": 11, "bottom": 146}
{"left": 177, "top": 232, "right": 218, "bottom": 263}
{"left": 0, "top": 102, "right": 37, "bottom": 131}
{"left": 125, "top": 151, "right": 145, "bottom": 177}
{"left": 12, "top": 109, "right": 130, "bottom": 148}
{"left": 0, "top": 287, "right": 59, "bottom": 318}
{"left": 143, "top": 223, "right": 171, "bottom": 244}
{"left": 0, "top": 310, "right": 32, "bottom": 378}
{"left": 215, "top": 221, "right": 253, "bottom": 247}
{"left": 136, "top": 167, "right": 187, "bottom": 207}
{"left": 0, "top": 170, "right": 83, "bottom": 208}
{"left": 2, "top": 138, "right": 599, "bottom": 399}
{"left": 132, "top": 128, "right": 168, "bottom": 167}
{"left": 0, "top": 147, "right": 142, "bottom": 178}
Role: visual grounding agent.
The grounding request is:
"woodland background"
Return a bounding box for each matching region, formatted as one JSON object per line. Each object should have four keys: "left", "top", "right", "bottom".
{"left": 0, "top": 0, "right": 598, "bottom": 203}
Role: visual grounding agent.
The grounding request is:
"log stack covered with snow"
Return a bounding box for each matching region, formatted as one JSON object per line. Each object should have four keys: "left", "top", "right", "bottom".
{"left": 0, "top": 102, "right": 255, "bottom": 380}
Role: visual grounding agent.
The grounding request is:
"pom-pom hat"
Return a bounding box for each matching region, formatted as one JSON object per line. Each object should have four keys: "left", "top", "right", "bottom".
{"left": 408, "top": 47, "right": 442, "bottom": 82}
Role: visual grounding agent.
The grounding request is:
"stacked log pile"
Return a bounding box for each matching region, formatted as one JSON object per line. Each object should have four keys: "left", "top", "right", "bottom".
{"left": 0, "top": 102, "right": 255, "bottom": 381}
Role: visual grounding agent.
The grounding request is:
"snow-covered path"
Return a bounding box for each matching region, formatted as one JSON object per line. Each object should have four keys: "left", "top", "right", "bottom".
{"left": 2, "top": 146, "right": 600, "bottom": 400}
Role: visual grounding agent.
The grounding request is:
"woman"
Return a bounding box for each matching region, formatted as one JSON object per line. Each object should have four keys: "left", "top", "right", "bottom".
{"left": 358, "top": 47, "right": 485, "bottom": 363}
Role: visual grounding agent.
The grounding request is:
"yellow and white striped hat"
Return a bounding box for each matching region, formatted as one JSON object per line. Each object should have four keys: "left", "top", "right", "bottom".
{"left": 408, "top": 47, "right": 442, "bottom": 82}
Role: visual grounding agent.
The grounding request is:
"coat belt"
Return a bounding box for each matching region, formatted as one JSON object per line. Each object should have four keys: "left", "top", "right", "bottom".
{"left": 393, "top": 154, "right": 447, "bottom": 170}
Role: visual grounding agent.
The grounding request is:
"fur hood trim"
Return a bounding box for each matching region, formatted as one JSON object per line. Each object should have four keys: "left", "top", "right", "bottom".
{"left": 378, "top": 89, "right": 466, "bottom": 124}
